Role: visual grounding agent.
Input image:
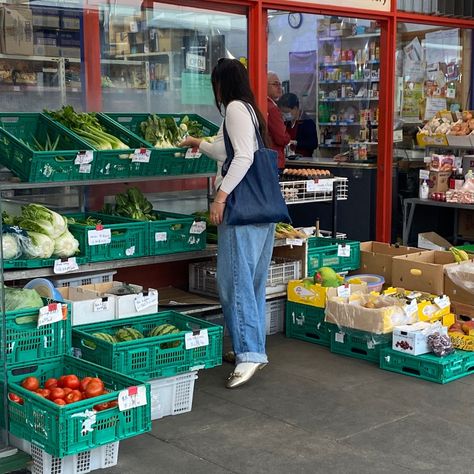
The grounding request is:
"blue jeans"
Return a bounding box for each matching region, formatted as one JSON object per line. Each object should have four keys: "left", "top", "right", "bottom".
{"left": 217, "top": 222, "right": 276, "bottom": 365}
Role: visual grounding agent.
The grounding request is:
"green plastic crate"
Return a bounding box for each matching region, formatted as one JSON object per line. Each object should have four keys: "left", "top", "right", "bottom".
{"left": 285, "top": 301, "right": 332, "bottom": 347}
{"left": 330, "top": 327, "right": 392, "bottom": 363}
{"left": 307, "top": 237, "right": 360, "bottom": 276}
{"left": 66, "top": 213, "right": 147, "bottom": 262}
{"left": 455, "top": 245, "right": 474, "bottom": 255}
{"left": 44, "top": 112, "right": 152, "bottom": 179}
{"left": 1, "top": 299, "right": 70, "bottom": 367}
{"left": 72, "top": 311, "right": 223, "bottom": 380}
{"left": 3, "top": 256, "right": 87, "bottom": 270}
{"left": 147, "top": 210, "right": 207, "bottom": 256}
{"left": 6, "top": 355, "right": 151, "bottom": 457}
{"left": 0, "top": 113, "right": 94, "bottom": 182}
{"left": 380, "top": 348, "right": 474, "bottom": 384}
{"left": 104, "top": 113, "right": 218, "bottom": 176}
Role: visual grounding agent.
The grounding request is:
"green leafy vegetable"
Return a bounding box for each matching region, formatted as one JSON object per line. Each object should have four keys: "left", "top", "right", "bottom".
{"left": 3, "top": 287, "right": 43, "bottom": 312}
{"left": 2, "top": 233, "right": 21, "bottom": 259}
{"left": 23, "top": 231, "right": 55, "bottom": 259}
{"left": 53, "top": 230, "right": 79, "bottom": 258}
{"left": 19, "top": 204, "right": 67, "bottom": 240}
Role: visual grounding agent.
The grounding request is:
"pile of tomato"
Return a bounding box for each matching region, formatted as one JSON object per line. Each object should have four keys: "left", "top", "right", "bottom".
{"left": 9, "top": 375, "right": 118, "bottom": 411}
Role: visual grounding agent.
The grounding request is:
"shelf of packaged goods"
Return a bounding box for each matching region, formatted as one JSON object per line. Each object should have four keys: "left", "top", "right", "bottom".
{"left": 319, "top": 60, "right": 380, "bottom": 67}
{"left": 2, "top": 246, "right": 219, "bottom": 282}
{"left": 101, "top": 59, "right": 146, "bottom": 66}
{"left": 319, "top": 142, "right": 378, "bottom": 148}
{"left": 0, "top": 54, "right": 80, "bottom": 63}
{"left": 319, "top": 79, "right": 379, "bottom": 84}
{"left": 115, "top": 51, "right": 177, "bottom": 60}
{"left": 101, "top": 88, "right": 147, "bottom": 94}
{"left": 318, "top": 33, "right": 380, "bottom": 41}
{"left": 320, "top": 97, "right": 379, "bottom": 102}
{"left": 319, "top": 122, "right": 378, "bottom": 127}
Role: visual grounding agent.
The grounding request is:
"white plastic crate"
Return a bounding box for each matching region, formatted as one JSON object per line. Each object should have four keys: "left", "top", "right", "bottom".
{"left": 50, "top": 271, "right": 116, "bottom": 288}
{"left": 280, "top": 177, "right": 348, "bottom": 204}
{"left": 9, "top": 435, "right": 119, "bottom": 474}
{"left": 149, "top": 371, "right": 198, "bottom": 421}
{"left": 189, "top": 258, "right": 301, "bottom": 298}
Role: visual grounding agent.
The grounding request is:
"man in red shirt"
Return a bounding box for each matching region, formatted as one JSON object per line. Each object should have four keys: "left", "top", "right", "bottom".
{"left": 267, "top": 72, "right": 290, "bottom": 170}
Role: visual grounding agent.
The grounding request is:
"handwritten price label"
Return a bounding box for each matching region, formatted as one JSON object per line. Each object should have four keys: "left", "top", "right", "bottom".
{"left": 185, "top": 329, "right": 209, "bottom": 350}
{"left": 118, "top": 385, "right": 147, "bottom": 411}
{"left": 134, "top": 290, "right": 158, "bottom": 312}
{"left": 404, "top": 299, "right": 418, "bottom": 318}
{"left": 93, "top": 298, "right": 109, "bottom": 312}
{"left": 155, "top": 232, "right": 167, "bottom": 242}
{"left": 125, "top": 246, "right": 135, "bottom": 256}
{"left": 337, "top": 285, "right": 351, "bottom": 298}
{"left": 190, "top": 221, "right": 206, "bottom": 234}
{"left": 78, "top": 163, "right": 92, "bottom": 174}
{"left": 306, "top": 178, "right": 335, "bottom": 193}
{"left": 434, "top": 295, "right": 450, "bottom": 309}
{"left": 185, "top": 148, "right": 202, "bottom": 159}
{"left": 38, "top": 303, "right": 63, "bottom": 327}
{"left": 53, "top": 257, "right": 79, "bottom": 274}
{"left": 131, "top": 148, "right": 151, "bottom": 163}
{"left": 337, "top": 244, "right": 351, "bottom": 257}
{"left": 88, "top": 228, "right": 111, "bottom": 246}
{"left": 285, "top": 238, "right": 304, "bottom": 246}
{"left": 75, "top": 150, "right": 94, "bottom": 165}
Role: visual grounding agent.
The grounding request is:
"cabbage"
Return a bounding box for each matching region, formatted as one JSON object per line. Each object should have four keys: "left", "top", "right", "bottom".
{"left": 3, "top": 287, "right": 43, "bottom": 311}
{"left": 19, "top": 204, "right": 67, "bottom": 240}
{"left": 2, "top": 233, "right": 21, "bottom": 259}
{"left": 54, "top": 230, "right": 79, "bottom": 258}
{"left": 23, "top": 231, "right": 54, "bottom": 259}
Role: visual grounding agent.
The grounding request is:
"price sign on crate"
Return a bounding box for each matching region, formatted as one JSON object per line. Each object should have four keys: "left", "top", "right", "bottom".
{"left": 134, "top": 290, "right": 158, "bottom": 312}
{"left": 285, "top": 238, "right": 304, "bottom": 246}
{"left": 88, "top": 228, "right": 112, "bottom": 246}
{"left": 75, "top": 150, "right": 94, "bottom": 165}
{"left": 38, "top": 303, "right": 64, "bottom": 327}
{"left": 185, "top": 329, "right": 209, "bottom": 350}
{"left": 306, "top": 178, "right": 335, "bottom": 193}
{"left": 337, "top": 244, "right": 351, "bottom": 257}
{"left": 53, "top": 257, "right": 79, "bottom": 274}
{"left": 155, "top": 232, "right": 167, "bottom": 242}
{"left": 118, "top": 385, "right": 147, "bottom": 411}
{"left": 185, "top": 148, "right": 202, "bottom": 159}
{"left": 190, "top": 221, "right": 206, "bottom": 234}
{"left": 93, "top": 298, "right": 109, "bottom": 312}
{"left": 404, "top": 299, "right": 418, "bottom": 318}
{"left": 131, "top": 148, "right": 151, "bottom": 163}
{"left": 434, "top": 295, "right": 450, "bottom": 310}
{"left": 79, "top": 163, "right": 92, "bottom": 174}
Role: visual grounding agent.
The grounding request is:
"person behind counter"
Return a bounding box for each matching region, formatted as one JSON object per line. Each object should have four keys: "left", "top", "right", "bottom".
{"left": 277, "top": 92, "right": 318, "bottom": 157}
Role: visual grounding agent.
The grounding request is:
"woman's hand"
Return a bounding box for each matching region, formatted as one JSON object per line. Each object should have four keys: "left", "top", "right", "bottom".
{"left": 210, "top": 201, "right": 226, "bottom": 225}
{"left": 178, "top": 135, "right": 202, "bottom": 148}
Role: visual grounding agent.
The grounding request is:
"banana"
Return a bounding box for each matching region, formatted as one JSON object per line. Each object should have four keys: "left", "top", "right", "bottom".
{"left": 449, "top": 247, "right": 470, "bottom": 263}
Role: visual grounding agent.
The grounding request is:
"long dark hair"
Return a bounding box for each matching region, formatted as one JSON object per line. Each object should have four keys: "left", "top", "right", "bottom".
{"left": 211, "top": 58, "right": 270, "bottom": 147}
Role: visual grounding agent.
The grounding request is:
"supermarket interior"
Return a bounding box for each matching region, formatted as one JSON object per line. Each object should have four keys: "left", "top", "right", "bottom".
{"left": 1, "top": 0, "right": 474, "bottom": 472}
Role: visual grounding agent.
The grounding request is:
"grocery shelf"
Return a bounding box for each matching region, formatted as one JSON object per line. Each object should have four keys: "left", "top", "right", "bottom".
{"left": 319, "top": 122, "right": 378, "bottom": 126}
{"left": 318, "top": 33, "right": 380, "bottom": 41}
{"left": 0, "top": 54, "right": 80, "bottom": 63}
{"left": 320, "top": 97, "right": 379, "bottom": 102}
{"left": 319, "top": 60, "right": 380, "bottom": 67}
{"left": 319, "top": 142, "right": 378, "bottom": 148}
{"left": 102, "top": 59, "right": 146, "bottom": 66}
{"left": 319, "top": 79, "right": 379, "bottom": 84}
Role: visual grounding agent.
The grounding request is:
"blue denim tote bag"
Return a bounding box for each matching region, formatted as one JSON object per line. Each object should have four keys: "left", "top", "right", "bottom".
{"left": 221, "top": 103, "right": 291, "bottom": 226}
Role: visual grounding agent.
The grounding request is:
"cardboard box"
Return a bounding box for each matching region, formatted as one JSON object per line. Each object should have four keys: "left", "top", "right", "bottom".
{"left": 458, "top": 210, "right": 474, "bottom": 239}
{"left": 392, "top": 250, "right": 457, "bottom": 294}
{"left": 417, "top": 232, "right": 452, "bottom": 251}
{"left": 428, "top": 170, "right": 451, "bottom": 197}
{"left": 0, "top": 6, "right": 34, "bottom": 56}
{"left": 444, "top": 261, "right": 474, "bottom": 305}
{"left": 392, "top": 322, "right": 448, "bottom": 355}
{"left": 359, "top": 242, "right": 422, "bottom": 286}
{"left": 157, "top": 29, "right": 184, "bottom": 52}
{"left": 451, "top": 300, "right": 474, "bottom": 319}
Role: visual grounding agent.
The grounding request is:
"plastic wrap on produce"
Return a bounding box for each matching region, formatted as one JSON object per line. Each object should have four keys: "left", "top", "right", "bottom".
{"left": 445, "top": 262, "right": 474, "bottom": 295}
{"left": 325, "top": 291, "right": 418, "bottom": 334}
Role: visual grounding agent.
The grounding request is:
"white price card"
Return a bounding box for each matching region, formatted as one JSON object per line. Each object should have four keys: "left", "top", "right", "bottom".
{"left": 88, "top": 228, "right": 111, "bottom": 246}
{"left": 53, "top": 257, "right": 79, "bottom": 274}
{"left": 185, "top": 329, "right": 209, "bottom": 350}
{"left": 93, "top": 298, "right": 109, "bottom": 312}
{"left": 134, "top": 290, "right": 158, "bottom": 312}
{"left": 337, "top": 285, "right": 351, "bottom": 298}
{"left": 404, "top": 299, "right": 418, "bottom": 318}
{"left": 335, "top": 332, "right": 345, "bottom": 343}
{"left": 129, "top": 21, "right": 138, "bottom": 33}
{"left": 419, "top": 169, "right": 430, "bottom": 180}
{"left": 190, "top": 221, "right": 206, "bottom": 235}
{"left": 285, "top": 238, "right": 304, "bottom": 246}
{"left": 185, "top": 148, "right": 202, "bottom": 159}
{"left": 38, "top": 303, "right": 64, "bottom": 327}
{"left": 79, "top": 163, "right": 92, "bottom": 174}
{"left": 155, "top": 232, "right": 167, "bottom": 242}
{"left": 306, "top": 178, "right": 335, "bottom": 193}
{"left": 75, "top": 150, "right": 94, "bottom": 165}
{"left": 13, "top": 86, "right": 20, "bottom": 92}
{"left": 434, "top": 295, "right": 450, "bottom": 309}
{"left": 125, "top": 246, "right": 135, "bottom": 256}
{"left": 131, "top": 148, "right": 151, "bottom": 163}
{"left": 118, "top": 385, "right": 147, "bottom": 411}
{"left": 337, "top": 244, "right": 351, "bottom": 257}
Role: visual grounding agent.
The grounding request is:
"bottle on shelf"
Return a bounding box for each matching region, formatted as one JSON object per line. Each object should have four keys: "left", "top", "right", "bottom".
{"left": 454, "top": 167, "right": 465, "bottom": 189}
{"left": 419, "top": 179, "right": 429, "bottom": 200}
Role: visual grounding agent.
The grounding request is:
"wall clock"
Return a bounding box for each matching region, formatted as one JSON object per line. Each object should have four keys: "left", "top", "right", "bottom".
{"left": 288, "top": 13, "right": 303, "bottom": 29}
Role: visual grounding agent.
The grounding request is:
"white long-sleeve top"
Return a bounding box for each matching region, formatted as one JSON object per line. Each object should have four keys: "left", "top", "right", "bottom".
{"left": 199, "top": 100, "right": 258, "bottom": 194}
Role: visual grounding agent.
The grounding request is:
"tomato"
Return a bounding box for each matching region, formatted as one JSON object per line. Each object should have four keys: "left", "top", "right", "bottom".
{"left": 62, "top": 387, "right": 73, "bottom": 396}
{"left": 71, "top": 389, "right": 83, "bottom": 400}
{"left": 79, "top": 377, "right": 92, "bottom": 392}
{"left": 44, "top": 378, "right": 58, "bottom": 390}
{"left": 8, "top": 393, "right": 23, "bottom": 405}
{"left": 89, "top": 378, "right": 104, "bottom": 389}
{"left": 93, "top": 402, "right": 109, "bottom": 411}
{"left": 84, "top": 381, "right": 104, "bottom": 399}
{"left": 21, "top": 377, "right": 39, "bottom": 392}
{"left": 64, "top": 391, "right": 82, "bottom": 404}
{"left": 57, "top": 375, "right": 67, "bottom": 388}
{"left": 36, "top": 389, "right": 51, "bottom": 398}
{"left": 53, "top": 398, "right": 66, "bottom": 405}
{"left": 49, "top": 387, "right": 65, "bottom": 400}
{"left": 107, "top": 400, "right": 118, "bottom": 409}
{"left": 63, "top": 375, "right": 80, "bottom": 390}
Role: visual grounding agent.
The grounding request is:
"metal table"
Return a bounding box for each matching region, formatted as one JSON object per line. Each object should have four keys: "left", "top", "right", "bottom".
{"left": 402, "top": 197, "right": 474, "bottom": 245}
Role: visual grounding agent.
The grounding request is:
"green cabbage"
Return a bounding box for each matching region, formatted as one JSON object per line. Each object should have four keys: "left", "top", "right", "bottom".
{"left": 2, "top": 233, "right": 21, "bottom": 259}
{"left": 3, "top": 287, "right": 43, "bottom": 311}
{"left": 53, "top": 230, "right": 79, "bottom": 258}
{"left": 23, "top": 231, "right": 54, "bottom": 259}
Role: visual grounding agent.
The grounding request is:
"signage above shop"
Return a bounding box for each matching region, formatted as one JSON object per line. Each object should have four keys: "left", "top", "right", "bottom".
{"left": 296, "top": 0, "right": 391, "bottom": 12}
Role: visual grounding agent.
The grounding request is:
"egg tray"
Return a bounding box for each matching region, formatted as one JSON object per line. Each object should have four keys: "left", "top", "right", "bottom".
{"left": 279, "top": 172, "right": 334, "bottom": 182}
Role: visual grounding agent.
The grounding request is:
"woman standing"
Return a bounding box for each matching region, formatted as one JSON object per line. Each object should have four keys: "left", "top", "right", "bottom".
{"left": 179, "top": 59, "right": 276, "bottom": 389}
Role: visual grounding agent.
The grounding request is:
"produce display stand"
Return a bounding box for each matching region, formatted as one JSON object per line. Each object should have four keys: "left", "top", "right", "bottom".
{"left": 402, "top": 197, "right": 474, "bottom": 246}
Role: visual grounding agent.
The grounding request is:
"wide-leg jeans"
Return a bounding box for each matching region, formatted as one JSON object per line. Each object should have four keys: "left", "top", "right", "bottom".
{"left": 216, "top": 222, "right": 276, "bottom": 365}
